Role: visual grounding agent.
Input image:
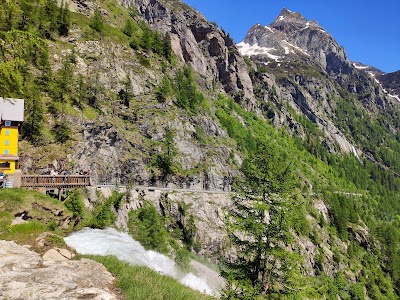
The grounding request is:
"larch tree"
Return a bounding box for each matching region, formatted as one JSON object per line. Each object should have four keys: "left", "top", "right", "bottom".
{"left": 222, "top": 141, "right": 300, "bottom": 299}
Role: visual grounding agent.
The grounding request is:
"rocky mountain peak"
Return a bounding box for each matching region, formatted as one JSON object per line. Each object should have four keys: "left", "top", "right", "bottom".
{"left": 238, "top": 8, "right": 351, "bottom": 75}
{"left": 274, "top": 8, "right": 307, "bottom": 24}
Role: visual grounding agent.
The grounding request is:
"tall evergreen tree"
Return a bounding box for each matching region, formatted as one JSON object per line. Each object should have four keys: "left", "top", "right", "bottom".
{"left": 58, "top": 0, "right": 70, "bottom": 36}
{"left": 163, "top": 33, "right": 173, "bottom": 62}
{"left": 23, "top": 74, "right": 45, "bottom": 144}
{"left": 90, "top": 8, "right": 104, "bottom": 32}
{"left": 222, "top": 141, "right": 299, "bottom": 298}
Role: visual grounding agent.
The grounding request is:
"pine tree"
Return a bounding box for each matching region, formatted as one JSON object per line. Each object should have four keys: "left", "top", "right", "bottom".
{"left": 154, "top": 129, "right": 177, "bottom": 180}
{"left": 90, "top": 8, "right": 104, "bottom": 32}
{"left": 222, "top": 141, "right": 299, "bottom": 298}
{"left": 23, "top": 74, "right": 45, "bottom": 145}
{"left": 58, "top": 0, "right": 70, "bottom": 36}
{"left": 122, "top": 18, "right": 135, "bottom": 37}
{"left": 163, "top": 33, "right": 173, "bottom": 62}
{"left": 118, "top": 75, "right": 133, "bottom": 107}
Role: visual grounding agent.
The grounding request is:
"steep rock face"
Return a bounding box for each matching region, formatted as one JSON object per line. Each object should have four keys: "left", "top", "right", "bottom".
{"left": 113, "top": 187, "right": 231, "bottom": 257}
{"left": 239, "top": 8, "right": 351, "bottom": 75}
{"left": 19, "top": 3, "right": 241, "bottom": 189}
{"left": 238, "top": 8, "right": 399, "bottom": 154}
{"left": 119, "top": 0, "right": 255, "bottom": 102}
{"left": 377, "top": 70, "right": 400, "bottom": 101}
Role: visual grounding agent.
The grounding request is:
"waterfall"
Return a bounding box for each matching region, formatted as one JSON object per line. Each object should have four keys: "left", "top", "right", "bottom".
{"left": 64, "top": 228, "right": 219, "bottom": 295}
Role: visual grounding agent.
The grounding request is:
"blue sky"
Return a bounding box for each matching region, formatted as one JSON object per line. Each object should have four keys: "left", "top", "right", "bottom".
{"left": 182, "top": 0, "right": 400, "bottom": 73}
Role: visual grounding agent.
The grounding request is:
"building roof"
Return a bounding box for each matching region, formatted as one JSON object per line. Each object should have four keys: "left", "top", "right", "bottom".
{"left": 0, "top": 97, "right": 24, "bottom": 122}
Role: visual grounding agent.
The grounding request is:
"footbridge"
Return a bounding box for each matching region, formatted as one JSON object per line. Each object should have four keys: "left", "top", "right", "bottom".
{"left": 21, "top": 175, "right": 92, "bottom": 189}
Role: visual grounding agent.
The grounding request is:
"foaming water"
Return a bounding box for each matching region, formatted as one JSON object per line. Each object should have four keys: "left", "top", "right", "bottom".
{"left": 64, "top": 228, "right": 214, "bottom": 295}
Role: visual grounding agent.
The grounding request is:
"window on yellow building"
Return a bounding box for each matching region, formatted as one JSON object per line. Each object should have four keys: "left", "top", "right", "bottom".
{"left": 0, "top": 162, "right": 10, "bottom": 168}
{"left": 4, "top": 150, "right": 9, "bottom": 155}
{"left": 4, "top": 140, "right": 9, "bottom": 146}
{"left": 5, "top": 130, "right": 10, "bottom": 136}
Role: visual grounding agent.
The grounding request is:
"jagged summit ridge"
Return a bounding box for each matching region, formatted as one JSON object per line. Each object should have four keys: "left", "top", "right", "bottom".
{"left": 237, "top": 8, "right": 350, "bottom": 75}
{"left": 274, "top": 8, "right": 307, "bottom": 24}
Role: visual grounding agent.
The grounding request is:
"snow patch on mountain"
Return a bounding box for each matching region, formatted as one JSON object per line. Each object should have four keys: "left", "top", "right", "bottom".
{"left": 353, "top": 63, "right": 369, "bottom": 70}
{"left": 237, "top": 42, "right": 281, "bottom": 62}
{"left": 368, "top": 72, "right": 380, "bottom": 84}
{"left": 301, "top": 22, "right": 311, "bottom": 31}
{"left": 282, "top": 40, "right": 310, "bottom": 56}
{"left": 265, "top": 26, "right": 274, "bottom": 33}
{"left": 388, "top": 94, "right": 400, "bottom": 102}
{"left": 366, "top": 70, "right": 400, "bottom": 102}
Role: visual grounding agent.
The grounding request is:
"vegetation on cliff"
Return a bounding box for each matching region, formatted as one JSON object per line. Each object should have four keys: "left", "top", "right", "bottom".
{"left": 0, "top": 0, "right": 399, "bottom": 299}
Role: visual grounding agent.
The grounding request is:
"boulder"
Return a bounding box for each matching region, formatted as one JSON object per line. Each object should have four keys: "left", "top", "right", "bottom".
{"left": 0, "top": 240, "right": 117, "bottom": 300}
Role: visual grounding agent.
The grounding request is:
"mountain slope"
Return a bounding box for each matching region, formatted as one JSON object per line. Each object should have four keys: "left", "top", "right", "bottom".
{"left": 0, "top": 0, "right": 399, "bottom": 298}
{"left": 238, "top": 8, "right": 399, "bottom": 170}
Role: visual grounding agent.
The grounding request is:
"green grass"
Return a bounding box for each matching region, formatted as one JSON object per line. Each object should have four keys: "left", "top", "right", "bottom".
{"left": 0, "top": 189, "right": 72, "bottom": 244}
{"left": 0, "top": 189, "right": 68, "bottom": 213}
{"left": 86, "top": 255, "right": 215, "bottom": 300}
{"left": 0, "top": 221, "right": 47, "bottom": 245}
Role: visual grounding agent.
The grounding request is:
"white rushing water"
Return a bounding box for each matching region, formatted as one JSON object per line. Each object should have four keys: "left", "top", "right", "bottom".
{"left": 64, "top": 227, "right": 214, "bottom": 295}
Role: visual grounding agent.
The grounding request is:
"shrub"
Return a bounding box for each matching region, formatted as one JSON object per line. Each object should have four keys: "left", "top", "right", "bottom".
{"left": 90, "top": 8, "right": 104, "bottom": 32}
{"left": 128, "top": 201, "right": 170, "bottom": 254}
{"left": 90, "top": 192, "right": 123, "bottom": 229}
{"left": 52, "top": 120, "right": 71, "bottom": 143}
{"left": 64, "top": 191, "right": 84, "bottom": 219}
{"left": 122, "top": 18, "right": 136, "bottom": 37}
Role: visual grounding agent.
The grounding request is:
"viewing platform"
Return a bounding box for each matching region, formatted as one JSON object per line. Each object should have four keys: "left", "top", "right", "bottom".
{"left": 20, "top": 175, "right": 92, "bottom": 189}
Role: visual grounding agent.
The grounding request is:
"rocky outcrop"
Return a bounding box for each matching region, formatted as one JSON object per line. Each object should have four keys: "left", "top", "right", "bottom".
{"left": 107, "top": 186, "right": 231, "bottom": 257}
{"left": 377, "top": 70, "right": 400, "bottom": 101}
{"left": 119, "top": 0, "right": 255, "bottom": 102}
{"left": 239, "top": 8, "right": 351, "bottom": 75}
{"left": 0, "top": 240, "right": 118, "bottom": 300}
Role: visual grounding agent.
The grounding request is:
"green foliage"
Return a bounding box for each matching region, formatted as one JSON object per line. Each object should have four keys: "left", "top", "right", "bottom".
{"left": 288, "top": 200, "right": 310, "bottom": 236}
{"left": 138, "top": 54, "right": 151, "bottom": 67}
{"left": 0, "top": 189, "right": 72, "bottom": 245}
{"left": 87, "top": 255, "right": 214, "bottom": 300}
{"left": 90, "top": 8, "right": 104, "bottom": 32}
{"left": 122, "top": 18, "right": 136, "bottom": 37}
{"left": 118, "top": 75, "right": 133, "bottom": 107}
{"left": 326, "top": 193, "right": 358, "bottom": 239}
{"left": 171, "top": 66, "right": 207, "bottom": 113}
{"left": 0, "top": 221, "right": 47, "bottom": 245}
{"left": 128, "top": 201, "right": 170, "bottom": 254}
{"left": 128, "top": 199, "right": 196, "bottom": 269}
{"left": 64, "top": 190, "right": 85, "bottom": 219}
{"left": 23, "top": 89, "right": 45, "bottom": 144}
{"left": 153, "top": 129, "right": 178, "bottom": 179}
{"left": 90, "top": 192, "right": 124, "bottom": 229}
{"left": 163, "top": 33, "right": 173, "bottom": 62}
{"left": 155, "top": 75, "right": 172, "bottom": 103}
{"left": 126, "top": 20, "right": 172, "bottom": 61}
{"left": 57, "top": 0, "right": 71, "bottom": 36}
{"left": 0, "top": 0, "right": 70, "bottom": 39}
{"left": 52, "top": 120, "right": 71, "bottom": 143}
{"left": 223, "top": 141, "right": 298, "bottom": 297}
{"left": 177, "top": 202, "right": 198, "bottom": 251}
{"left": 47, "top": 220, "right": 58, "bottom": 231}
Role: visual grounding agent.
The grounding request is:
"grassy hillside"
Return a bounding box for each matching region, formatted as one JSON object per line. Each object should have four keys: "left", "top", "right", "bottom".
{"left": 87, "top": 255, "right": 215, "bottom": 300}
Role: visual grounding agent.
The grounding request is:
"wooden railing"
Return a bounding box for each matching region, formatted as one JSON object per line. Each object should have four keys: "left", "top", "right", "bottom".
{"left": 21, "top": 175, "right": 92, "bottom": 188}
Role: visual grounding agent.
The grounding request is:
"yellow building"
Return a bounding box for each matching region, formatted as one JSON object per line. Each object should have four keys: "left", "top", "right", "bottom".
{"left": 0, "top": 97, "right": 24, "bottom": 175}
